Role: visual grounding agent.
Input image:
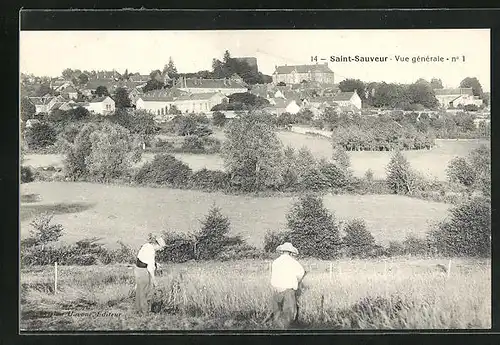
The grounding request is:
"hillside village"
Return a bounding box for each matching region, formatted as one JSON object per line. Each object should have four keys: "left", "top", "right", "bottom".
{"left": 21, "top": 52, "right": 491, "bottom": 129}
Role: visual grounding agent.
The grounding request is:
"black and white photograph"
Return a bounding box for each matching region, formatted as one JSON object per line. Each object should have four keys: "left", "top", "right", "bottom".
{"left": 19, "top": 27, "right": 491, "bottom": 331}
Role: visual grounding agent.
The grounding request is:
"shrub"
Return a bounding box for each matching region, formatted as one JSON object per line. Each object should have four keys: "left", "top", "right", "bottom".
{"left": 332, "top": 146, "right": 351, "bottom": 170}
{"left": 386, "top": 241, "right": 405, "bottom": 257}
{"left": 189, "top": 168, "right": 229, "bottom": 191}
{"left": 263, "top": 229, "right": 291, "bottom": 253}
{"left": 428, "top": 196, "right": 491, "bottom": 257}
{"left": 21, "top": 166, "right": 34, "bottom": 183}
{"left": 212, "top": 111, "right": 227, "bottom": 127}
{"left": 300, "top": 168, "right": 330, "bottom": 191}
{"left": 134, "top": 154, "right": 192, "bottom": 187}
{"left": 25, "top": 213, "right": 64, "bottom": 247}
{"left": 286, "top": 194, "right": 341, "bottom": 259}
{"left": 181, "top": 135, "right": 205, "bottom": 153}
{"left": 216, "top": 243, "right": 264, "bottom": 261}
{"left": 85, "top": 123, "right": 142, "bottom": 182}
{"left": 401, "top": 235, "right": 431, "bottom": 256}
{"left": 446, "top": 157, "right": 475, "bottom": 187}
{"left": 193, "top": 204, "right": 234, "bottom": 260}
{"left": 464, "top": 104, "right": 479, "bottom": 112}
{"left": 24, "top": 122, "right": 57, "bottom": 149}
{"left": 319, "top": 161, "right": 350, "bottom": 189}
{"left": 364, "top": 169, "right": 374, "bottom": 182}
{"left": 386, "top": 151, "right": 419, "bottom": 195}
{"left": 156, "top": 231, "right": 195, "bottom": 263}
{"left": 342, "top": 219, "right": 376, "bottom": 258}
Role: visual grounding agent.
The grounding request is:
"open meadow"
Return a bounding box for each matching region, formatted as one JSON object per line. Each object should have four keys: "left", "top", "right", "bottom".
{"left": 23, "top": 133, "right": 490, "bottom": 181}
{"left": 20, "top": 257, "right": 491, "bottom": 330}
{"left": 20, "top": 182, "right": 452, "bottom": 249}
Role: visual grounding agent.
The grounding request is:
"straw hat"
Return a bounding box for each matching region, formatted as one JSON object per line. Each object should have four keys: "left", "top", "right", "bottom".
{"left": 276, "top": 242, "right": 298, "bottom": 255}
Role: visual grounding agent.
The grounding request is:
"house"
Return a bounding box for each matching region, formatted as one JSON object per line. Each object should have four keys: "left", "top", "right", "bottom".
{"left": 136, "top": 90, "right": 228, "bottom": 120}
{"left": 175, "top": 76, "right": 248, "bottom": 96}
{"left": 63, "top": 85, "right": 78, "bottom": 100}
{"left": 263, "top": 98, "right": 302, "bottom": 116}
{"left": 272, "top": 63, "right": 335, "bottom": 85}
{"left": 434, "top": 88, "right": 483, "bottom": 108}
{"left": 332, "top": 90, "right": 362, "bottom": 110}
{"left": 87, "top": 96, "right": 115, "bottom": 115}
{"left": 83, "top": 80, "right": 118, "bottom": 95}
{"left": 28, "top": 97, "right": 49, "bottom": 114}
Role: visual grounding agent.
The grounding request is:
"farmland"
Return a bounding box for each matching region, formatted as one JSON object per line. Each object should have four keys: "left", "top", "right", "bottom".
{"left": 20, "top": 182, "right": 451, "bottom": 249}
{"left": 23, "top": 133, "right": 489, "bottom": 181}
{"left": 20, "top": 257, "right": 491, "bottom": 330}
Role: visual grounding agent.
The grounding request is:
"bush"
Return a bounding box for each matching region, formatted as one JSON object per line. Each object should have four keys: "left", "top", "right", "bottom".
{"left": 85, "top": 123, "right": 142, "bottom": 182}
{"left": 386, "top": 151, "right": 419, "bottom": 195}
{"left": 156, "top": 231, "right": 195, "bottom": 263}
{"left": 212, "top": 111, "right": 227, "bottom": 127}
{"left": 342, "top": 219, "right": 376, "bottom": 258}
{"left": 428, "top": 196, "right": 491, "bottom": 257}
{"left": 24, "top": 122, "right": 57, "bottom": 149}
{"left": 463, "top": 104, "right": 479, "bottom": 112}
{"left": 286, "top": 194, "right": 341, "bottom": 259}
{"left": 21, "top": 166, "right": 34, "bottom": 183}
{"left": 189, "top": 168, "right": 230, "bottom": 191}
{"left": 385, "top": 241, "right": 405, "bottom": 257}
{"left": 134, "top": 153, "right": 192, "bottom": 187}
{"left": 181, "top": 135, "right": 205, "bottom": 153}
{"left": 319, "top": 161, "right": 351, "bottom": 189}
{"left": 401, "top": 235, "right": 431, "bottom": 256}
{"left": 263, "top": 229, "right": 291, "bottom": 253}
{"left": 194, "top": 205, "right": 234, "bottom": 260}
{"left": 446, "top": 157, "right": 475, "bottom": 187}
{"left": 25, "top": 213, "right": 64, "bottom": 247}
{"left": 216, "top": 243, "right": 264, "bottom": 261}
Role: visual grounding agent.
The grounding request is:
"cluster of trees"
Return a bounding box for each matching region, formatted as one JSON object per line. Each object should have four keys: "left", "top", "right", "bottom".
{"left": 211, "top": 92, "right": 270, "bottom": 111}
{"left": 212, "top": 50, "right": 272, "bottom": 85}
{"left": 337, "top": 77, "right": 486, "bottom": 109}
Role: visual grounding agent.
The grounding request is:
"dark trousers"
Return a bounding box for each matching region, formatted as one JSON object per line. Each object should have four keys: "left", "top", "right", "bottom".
{"left": 271, "top": 289, "right": 298, "bottom": 329}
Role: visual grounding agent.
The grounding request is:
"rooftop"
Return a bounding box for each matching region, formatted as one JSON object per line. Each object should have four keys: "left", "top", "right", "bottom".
{"left": 274, "top": 63, "right": 334, "bottom": 75}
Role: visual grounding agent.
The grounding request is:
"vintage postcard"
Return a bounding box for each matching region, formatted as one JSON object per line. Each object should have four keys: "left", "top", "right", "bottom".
{"left": 19, "top": 27, "right": 491, "bottom": 331}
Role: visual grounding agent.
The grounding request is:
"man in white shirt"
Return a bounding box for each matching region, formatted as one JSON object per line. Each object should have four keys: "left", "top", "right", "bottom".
{"left": 134, "top": 236, "right": 166, "bottom": 314}
{"left": 270, "top": 242, "right": 306, "bottom": 329}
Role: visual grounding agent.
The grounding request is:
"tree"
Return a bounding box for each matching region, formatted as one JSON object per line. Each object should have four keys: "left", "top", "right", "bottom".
{"left": 149, "top": 69, "right": 163, "bottom": 82}
{"left": 386, "top": 150, "right": 418, "bottom": 195}
{"left": 342, "top": 219, "right": 375, "bottom": 258}
{"left": 429, "top": 196, "right": 490, "bottom": 257}
{"left": 78, "top": 73, "right": 89, "bottom": 85}
{"left": 35, "top": 83, "right": 52, "bottom": 97}
{"left": 85, "top": 123, "right": 142, "bottom": 182}
{"left": 338, "top": 79, "right": 366, "bottom": 100}
{"left": 163, "top": 57, "right": 178, "bottom": 79}
{"left": 21, "top": 97, "right": 36, "bottom": 122}
{"left": 134, "top": 153, "right": 192, "bottom": 186}
{"left": 446, "top": 157, "right": 476, "bottom": 188}
{"left": 221, "top": 111, "right": 284, "bottom": 191}
{"left": 194, "top": 204, "right": 233, "bottom": 260}
{"left": 24, "top": 122, "right": 57, "bottom": 149}
{"left": 332, "top": 146, "right": 351, "bottom": 170}
{"left": 95, "top": 86, "right": 109, "bottom": 97}
{"left": 113, "top": 87, "right": 131, "bottom": 109}
{"left": 62, "top": 68, "right": 74, "bottom": 80}
{"left": 212, "top": 111, "right": 227, "bottom": 127}
{"left": 460, "top": 77, "right": 483, "bottom": 97}
{"left": 430, "top": 78, "right": 443, "bottom": 89}
{"left": 109, "top": 109, "right": 157, "bottom": 145}
{"left": 143, "top": 79, "right": 164, "bottom": 93}
{"left": 286, "top": 194, "right": 341, "bottom": 259}
{"left": 407, "top": 80, "right": 438, "bottom": 109}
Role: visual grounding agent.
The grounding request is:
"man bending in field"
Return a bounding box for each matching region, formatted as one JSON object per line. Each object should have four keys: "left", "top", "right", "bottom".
{"left": 270, "top": 242, "right": 306, "bottom": 329}
{"left": 134, "top": 236, "right": 166, "bottom": 314}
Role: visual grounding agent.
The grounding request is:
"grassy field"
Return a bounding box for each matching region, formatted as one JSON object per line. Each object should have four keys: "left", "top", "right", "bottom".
{"left": 20, "top": 257, "right": 491, "bottom": 330}
{"left": 23, "top": 134, "right": 489, "bottom": 181}
{"left": 20, "top": 182, "right": 451, "bottom": 249}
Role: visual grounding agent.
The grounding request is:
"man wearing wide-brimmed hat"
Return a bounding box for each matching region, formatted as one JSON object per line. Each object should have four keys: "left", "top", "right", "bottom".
{"left": 134, "top": 236, "right": 166, "bottom": 314}
{"left": 270, "top": 242, "right": 306, "bottom": 328}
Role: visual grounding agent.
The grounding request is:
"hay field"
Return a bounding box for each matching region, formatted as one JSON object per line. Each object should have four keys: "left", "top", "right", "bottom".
{"left": 23, "top": 135, "right": 489, "bottom": 181}
{"left": 20, "top": 182, "right": 451, "bottom": 249}
{"left": 20, "top": 257, "right": 491, "bottom": 330}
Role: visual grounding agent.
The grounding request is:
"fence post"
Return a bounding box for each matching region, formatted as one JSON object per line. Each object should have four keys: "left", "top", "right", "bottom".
{"left": 447, "top": 259, "right": 452, "bottom": 279}
{"left": 54, "top": 262, "right": 58, "bottom": 295}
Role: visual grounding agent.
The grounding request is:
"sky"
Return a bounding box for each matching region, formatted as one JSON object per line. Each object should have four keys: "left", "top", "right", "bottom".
{"left": 20, "top": 29, "right": 490, "bottom": 91}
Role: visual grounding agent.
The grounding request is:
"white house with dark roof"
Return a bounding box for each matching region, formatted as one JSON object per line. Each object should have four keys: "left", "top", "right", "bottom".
{"left": 136, "top": 90, "right": 228, "bottom": 120}
{"left": 87, "top": 96, "right": 115, "bottom": 115}
{"left": 272, "top": 63, "right": 335, "bottom": 85}
{"left": 175, "top": 76, "right": 248, "bottom": 96}
{"left": 332, "top": 90, "right": 362, "bottom": 110}
{"left": 434, "top": 88, "right": 483, "bottom": 108}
